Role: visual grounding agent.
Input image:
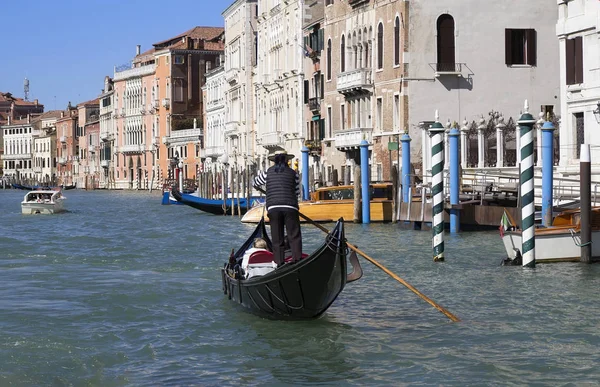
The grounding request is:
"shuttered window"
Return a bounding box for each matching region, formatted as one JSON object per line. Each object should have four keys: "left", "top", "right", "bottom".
{"left": 340, "top": 35, "right": 345, "bottom": 72}
{"left": 377, "top": 23, "right": 384, "bottom": 70}
{"left": 394, "top": 16, "right": 400, "bottom": 66}
{"left": 505, "top": 29, "right": 536, "bottom": 66}
{"left": 566, "top": 36, "right": 583, "bottom": 85}
{"left": 327, "top": 39, "right": 332, "bottom": 80}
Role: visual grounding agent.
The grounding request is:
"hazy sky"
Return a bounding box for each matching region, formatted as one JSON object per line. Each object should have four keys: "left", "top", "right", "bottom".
{"left": 1, "top": 0, "right": 225, "bottom": 110}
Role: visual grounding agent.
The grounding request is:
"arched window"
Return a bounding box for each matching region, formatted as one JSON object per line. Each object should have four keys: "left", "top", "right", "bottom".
{"left": 340, "top": 35, "right": 345, "bottom": 72}
{"left": 394, "top": 16, "right": 400, "bottom": 66}
{"left": 377, "top": 23, "right": 383, "bottom": 70}
{"left": 327, "top": 39, "right": 332, "bottom": 80}
{"left": 436, "top": 14, "right": 455, "bottom": 72}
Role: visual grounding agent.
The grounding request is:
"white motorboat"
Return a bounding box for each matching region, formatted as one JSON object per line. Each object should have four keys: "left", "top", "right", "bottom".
{"left": 502, "top": 208, "right": 600, "bottom": 263}
{"left": 21, "top": 190, "right": 66, "bottom": 214}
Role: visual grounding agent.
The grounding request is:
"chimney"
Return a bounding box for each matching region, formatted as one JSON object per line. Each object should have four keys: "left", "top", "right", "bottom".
{"left": 61, "top": 111, "right": 64, "bottom": 118}
{"left": 34, "top": 99, "right": 38, "bottom": 105}
{"left": 136, "top": 45, "right": 141, "bottom": 56}
{"left": 27, "top": 113, "right": 30, "bottom": 124}
{"left": 7, "top": 116, "right": 11, "bottom": 125}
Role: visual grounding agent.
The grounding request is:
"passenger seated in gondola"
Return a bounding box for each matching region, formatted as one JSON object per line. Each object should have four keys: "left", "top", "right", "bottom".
{"left": 241, "top": 238, "right": 277, "bottom": 279}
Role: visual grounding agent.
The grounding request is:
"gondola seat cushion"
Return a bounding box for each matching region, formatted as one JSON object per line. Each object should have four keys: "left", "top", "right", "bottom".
{"left": 246, "top": 250, "right": 277, "bottom": 279}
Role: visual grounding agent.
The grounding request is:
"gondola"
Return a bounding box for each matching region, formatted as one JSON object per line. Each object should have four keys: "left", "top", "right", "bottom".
{"left": 221, "top": 217, "right": 363, "bottom": 319}
{"left": 171, "top": 188, "right": 259, "bottom": 215}
{"left": 62, "top": 183, "right": 76, "bottom": 190}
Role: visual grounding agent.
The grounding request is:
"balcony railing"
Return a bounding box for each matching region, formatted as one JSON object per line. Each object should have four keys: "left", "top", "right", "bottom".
{"left": 32, "top": 166, "right": 42, "bottom": 173}
{"left": 224, "top": 121, "right": 240, "bottom": 135}
{"left": 58, "top": 157, "right": 67, "bottom": 165}
{"left": 165, "top": 128, "right": 202, "bottom": 146}
{"left": 114, "top": 63, "right": 156, "bottom": 81}
{"left": 337, "top": 68, "right": 372, "bottom": 94}
{"left": 308, "top": 97, "right": 321, "bottom": 112}
{"left": 59, "top": 136, "right": 67, "bottom": 143}
{"left": 2, "top": 153, "right": 32, "bottom": 160}
{"left": 259, "top": 131, "right": 285, "bottom": 148}
{"left": 225, "top": 67, "right": 239, "bottom": 84}
{"left": 205, "top": 146, "right": 225, "bottom": 158}
{"left": 121, "top": 144, "right": 145, "bottom": 153}
{"left": 429, "top": 63, "right": 465, "bottom": 77}
{"left": 100, "top": 159, "right": 110, "bottom": 168}
{"left": 334, "top": 127, "right": 373, "bottom": 149}
{"left": 100, "top": 130, "right": 113, "bottom": 141}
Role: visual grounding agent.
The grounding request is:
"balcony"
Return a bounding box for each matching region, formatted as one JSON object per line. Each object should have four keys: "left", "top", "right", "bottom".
{"left": 162, "top": 98, "right": 170, "bottom": 109}
{"left": 121, "top": 144, "right": 145, "bottom": 154}
{"left": 224, "top": 121, "right": 240, "bottom": 135}
{"left": 58, "top": 157, "right": 67, "bottom": 165}
{"left": 337, "top": 68, "right": 372, "bottom": 94}
{"left": 304, "top": 139, "right": 322, "bottom": 154}
{"left": 100, "top": 130, "right": 113, "bottom": 141}
{"left": 89, "top": 145, "right": 96, "bottom": 153}
{"left": 2, "top": 153, "right": 31, "bottom": 160}
{"left": 114, "top": 63, "right": 156, "bottom": 81}
{"left": 429, "top": 63, "right": 465, "bottom": 77}
{"left": 225, "top": 67, "right": 239, "bottom": 84}
{"left": 205, "top": 145, "right": 225, "bottom": 158}
{"left": 32, "top": 166, "right": 42, "bottom": 173}
{"left": 259, "top": 131, "right": 285, "bottom": 148}
{"left": 334, "top": 127, "right": 373, "bottom": 149}
{"left": 59, "top": 136, "right": 67, "bottom": 143}
{"left": 100, "top": 159, "right": 110, "bottom": 168}
{"left": 165, "top": 128, "right": 202, "bottom": 146}
{"left": 308, "top": 97, "right": 321, "bottom": 112}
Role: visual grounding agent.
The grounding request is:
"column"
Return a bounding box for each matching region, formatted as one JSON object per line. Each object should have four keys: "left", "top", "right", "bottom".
{"left": 496, "top": 116, "right": 506, "bottom": 168}
{"left": 460, "top": 118, "right": 468, "bottom": 169}
{"left": 477, "top": 117, "right": 486, "bottom": 168}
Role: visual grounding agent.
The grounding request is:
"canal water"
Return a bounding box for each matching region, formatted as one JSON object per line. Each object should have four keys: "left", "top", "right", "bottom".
{"left": 1, "top": 189, "right": 600, "bottom": 386}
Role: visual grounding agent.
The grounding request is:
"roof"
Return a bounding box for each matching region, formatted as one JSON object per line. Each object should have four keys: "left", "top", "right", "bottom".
{"left": 152, "top": 26, "right": 224, "bottom": 49}
{"left": 77, "top": 98, "right": 99, "bottom": 107}
{"left": 0, "top": 92, "right": 43, "bottom": 107}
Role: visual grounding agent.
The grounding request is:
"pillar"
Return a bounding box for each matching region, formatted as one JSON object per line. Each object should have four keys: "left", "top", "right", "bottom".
{"left": 477, "top": 117, "right": 486, "bottom": 168}
{"left": 360, "top": 140, "right": 370, "bottom": 224}
{"left": 401, "top": 131, "right": 411, "bottom": 203}
{"left": 460, "top": 118, "right": 468, "bottom": 169}
{"left": 496, "top": 116, "right": 506, "bottom": 168}
{"left": 301, "top": 146, "right": 309, "bottom": 201}
{"left": 518, "top": 100, "right": 537, "bottom": 268}
{"left": 429, "top": 112, "right": 445, "bottom": 261}
{"left": 449, "top": 123, "right": 460, "bottom": 233}
{"left": 581, "top": 144, "right": 592, "bottom": 263}
{"left": 541, "top": 118, "right": 555, "bottom": 227}
{"left": 536, "top": 112, "right": 544, "bottom": 166}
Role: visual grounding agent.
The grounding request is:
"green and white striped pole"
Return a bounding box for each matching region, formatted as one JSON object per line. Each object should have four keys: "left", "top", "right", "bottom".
{"left": 518, "top": 100, "right": 536, "bottom": 268}
{"left": 429, "top": 111, "right": 445, "bottom": 262}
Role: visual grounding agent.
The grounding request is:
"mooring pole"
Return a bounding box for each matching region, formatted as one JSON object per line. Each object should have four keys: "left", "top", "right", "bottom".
{"left": 360, "top": 140, "right": 370, "bottom": 224}
{"left": 580, "top": 144, "right": 592, "bottom": 263}
{"left": 301, "top": 146, "right": 309, "bottom": 201}
{"left": 449, "top": 122, "right": 460, "bottom": 233}
{"left": 429, "top": 111, "right": 445, "bottom": 261}
{"left": 518, "top": 100, "right": 536, "bottom": 268}
{"left": 541, "top": 117, "right": 555, "bottom": 227}
{"left": 401, "top": 130, "right": 411, "bottom": 203}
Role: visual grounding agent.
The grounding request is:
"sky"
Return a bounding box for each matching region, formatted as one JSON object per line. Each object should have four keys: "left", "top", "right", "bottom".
{"left": 0, "top": 0, "right": 225, "bottom": 111}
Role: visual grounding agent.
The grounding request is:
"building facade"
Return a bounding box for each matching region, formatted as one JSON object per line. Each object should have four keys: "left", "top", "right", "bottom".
{"left": 556, "top": 0, "right": 600, "bottom": 176}
{"left": 99, "top": 76, "right": 115, "bottom": 189}
{"left": 55, "top": 104, "right": 79, "bottom": 186}
{"left": 203, "top": 64, "right": 226, "bottom": 174}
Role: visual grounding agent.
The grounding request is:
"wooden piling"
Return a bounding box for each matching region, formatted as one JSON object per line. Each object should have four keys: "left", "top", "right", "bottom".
{"left": 580, "top": 144, "right": 592, "bottom": 263}
{"left": 353, "top": 166, "right": 361, "bottom": 223}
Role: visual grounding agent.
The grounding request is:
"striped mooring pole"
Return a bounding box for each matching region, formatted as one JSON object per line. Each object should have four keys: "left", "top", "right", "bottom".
{"left": 518, "top": 100, "right": 537, "bottom": 268}
{"left": 429, "top": 112, "right": 445, "bottom": 262}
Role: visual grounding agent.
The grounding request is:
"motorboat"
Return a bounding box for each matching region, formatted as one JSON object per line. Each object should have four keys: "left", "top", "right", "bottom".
{"left": 21, "top": 190, "right": 66, "bottom": 214}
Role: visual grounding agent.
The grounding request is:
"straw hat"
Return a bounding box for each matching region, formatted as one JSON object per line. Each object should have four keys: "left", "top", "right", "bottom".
{"left": 268, "top": 149, "right": 295, "bottom": 161}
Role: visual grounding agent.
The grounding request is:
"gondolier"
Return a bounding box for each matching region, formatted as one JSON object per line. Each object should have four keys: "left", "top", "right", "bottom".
{"left": 253, "top": 150, "right": 302, "bottom": 265}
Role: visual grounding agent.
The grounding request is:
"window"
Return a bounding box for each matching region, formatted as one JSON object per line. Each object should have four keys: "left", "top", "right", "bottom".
{"left": 394, "top": 16, "right": 401, "bottom": 66}
{"left": 377, "top": 23, "right": 383, "bottom": 69}
{"left": 340, "top": 104, "right": 346, "bottom": 130}
{"left": 327, "top": 106, "right": 332, "bottom": 137}
{"left": 566, "top": 36, "right": 583, "bottom": 85}
{"left": 174, "top": 55, "right": 184, "bottom": 65}
{"left": 505, "top": 29, "right": 536, "bottom": 66}
{"left": 325, "top": 0, "right": 333, "bottom": 5}
{"left": 393, "top": 94, "right": 400, "bottom": 131}
{"left": 376, "top": 97, "right": 383, "bottom": 131}
{"left": 437, "top": 15, "right": 455, "bottom": 71}
{"left": 340, "top": 35, "right": 345, "bottom": 72}
{"left": 575, "top": 112, "right": 584, "bottom": 159}
{"left": 326, "top": 39, "right": 332, "bottom": 80}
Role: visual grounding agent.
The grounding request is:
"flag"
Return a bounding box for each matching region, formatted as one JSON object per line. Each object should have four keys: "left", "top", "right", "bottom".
{"left": 499, "top": 210, "right": 512, "bottom": 238}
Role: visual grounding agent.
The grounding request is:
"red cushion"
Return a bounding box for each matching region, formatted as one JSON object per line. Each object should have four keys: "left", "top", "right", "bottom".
{"left": 248, "top": 250, "right": 274, "bottom": 265}
{"left": 284, "top": 253, "right": 309, "bottom": 263}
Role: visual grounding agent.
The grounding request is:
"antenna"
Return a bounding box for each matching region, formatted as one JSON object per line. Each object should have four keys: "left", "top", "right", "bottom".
{"left": 24, "top": 78, "right": 30, "bottom": 101}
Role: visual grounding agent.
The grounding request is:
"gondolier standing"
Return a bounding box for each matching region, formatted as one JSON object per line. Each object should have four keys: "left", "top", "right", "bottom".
{"left": 253, "top": 150, "right": 302, "bottom": 265}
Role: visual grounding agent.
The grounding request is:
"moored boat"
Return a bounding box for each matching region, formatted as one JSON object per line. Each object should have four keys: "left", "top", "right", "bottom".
{"left": 502, "top": 208, "right": 600, "bottom": 263}
{"left": 171, "top": 188, "right": 261, "bottom": 215}
{"left": 21, "top": 190, "right": 67, "bottom": 214}
{"left": 241, "top": 182, "right": 394, "bottom": 223}
{"left": 222, "top": 217, "right": 362, "bottom": 319}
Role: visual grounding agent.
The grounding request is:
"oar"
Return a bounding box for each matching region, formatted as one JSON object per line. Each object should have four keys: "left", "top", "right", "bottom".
{"left": 297, "top": 212, "right": 460, "bottom": 323}
{"left": 253, "top": 187, "right": 460, "bottom": 322}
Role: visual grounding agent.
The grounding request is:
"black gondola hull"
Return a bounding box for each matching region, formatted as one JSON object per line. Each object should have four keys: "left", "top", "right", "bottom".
{"left": 171, "top": 188, "right": 252, "bottom": 215}
{"left": 222, "top": 219, "right": 350, "bottom": 320}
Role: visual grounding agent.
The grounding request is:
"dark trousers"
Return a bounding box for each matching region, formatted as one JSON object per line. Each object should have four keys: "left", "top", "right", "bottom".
{"left": 269, "top": 209, "right": 302, "bottom": 265}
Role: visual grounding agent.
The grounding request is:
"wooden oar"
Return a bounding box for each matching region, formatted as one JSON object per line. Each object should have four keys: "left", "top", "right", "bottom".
{"left": 252, "top": 188, "right": 459, "bottom": 322}
{"left": 298, "top": 212, "right": 460, "bottom": 322}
